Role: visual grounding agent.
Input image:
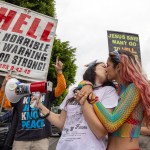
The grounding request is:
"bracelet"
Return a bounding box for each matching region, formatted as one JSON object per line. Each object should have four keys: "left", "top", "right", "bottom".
{"left": 78, "top": 80, "right": 93, "bottom": 89}
{"left": 89, "top": 96, "right": 99, "bottom": 104}
{"left": 38, "top": 109, "right": 50, "bottom": 119}
{"left": 84, "top": 84, "right": 93, "bottom": 87}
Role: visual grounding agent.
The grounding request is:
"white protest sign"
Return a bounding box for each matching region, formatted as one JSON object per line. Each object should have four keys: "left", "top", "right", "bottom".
{"left": 0, "top": 1, "right": 57, "bottom": 81}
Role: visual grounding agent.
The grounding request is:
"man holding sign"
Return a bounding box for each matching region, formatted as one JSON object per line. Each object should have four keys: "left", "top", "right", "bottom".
{"left": 0, "top": 1, "right": 66, "bottom": 150}
{"left": 2, "top": 57, "right": 66, "bottom": 150}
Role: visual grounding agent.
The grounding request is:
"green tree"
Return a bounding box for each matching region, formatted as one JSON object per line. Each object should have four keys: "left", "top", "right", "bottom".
{"left": 3, "top": 0, "right": 77, "bottom": 105}
{"left": 48, "top": 39, "right": 77, "bottom": 105}
{"left": 3, "top": 0, "right": 55, "bottom": 17}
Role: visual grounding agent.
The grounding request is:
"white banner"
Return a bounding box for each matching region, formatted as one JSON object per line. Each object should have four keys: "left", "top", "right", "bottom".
{"left": 0, "top": 1, "right": 57, "bottom": 82}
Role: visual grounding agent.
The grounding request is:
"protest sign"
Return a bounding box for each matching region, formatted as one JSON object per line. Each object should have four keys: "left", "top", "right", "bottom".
{"left": 107, "top": 31, "right": 141, "bottom": 62}
{"left": 0, "top": 1, "right": 57, "bottom": 81}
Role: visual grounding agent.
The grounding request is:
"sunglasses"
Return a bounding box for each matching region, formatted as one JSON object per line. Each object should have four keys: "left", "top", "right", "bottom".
{"left": 110, "top": 50, "right": 121, "bottom": 62}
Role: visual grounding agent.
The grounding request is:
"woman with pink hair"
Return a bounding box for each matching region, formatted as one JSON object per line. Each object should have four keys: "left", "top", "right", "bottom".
{"left": 77, "top": 50, "right": 150, "bottom": 150}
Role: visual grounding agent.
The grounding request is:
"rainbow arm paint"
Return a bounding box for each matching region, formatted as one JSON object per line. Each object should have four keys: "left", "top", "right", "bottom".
{"left": 93, "top": 83, "right": 140, "bottom": 132}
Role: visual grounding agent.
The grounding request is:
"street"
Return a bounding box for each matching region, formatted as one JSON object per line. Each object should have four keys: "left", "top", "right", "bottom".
{"left": 49, "top": 135, "right": 59, "bottom": 150}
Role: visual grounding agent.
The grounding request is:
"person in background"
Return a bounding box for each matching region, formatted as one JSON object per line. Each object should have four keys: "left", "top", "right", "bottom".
{"left": 2, "top": 57, "right": 66, "bottom": 150}
{"left": 0, "top": 74, "right": 13, "bottom": 150}
{"left": 0, "top": 74, "right": 12, "bottom": 110}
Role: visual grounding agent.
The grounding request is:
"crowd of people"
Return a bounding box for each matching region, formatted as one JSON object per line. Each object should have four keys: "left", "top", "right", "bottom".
{"left": 0, "top": 50, "right": 150, "bottom": 150}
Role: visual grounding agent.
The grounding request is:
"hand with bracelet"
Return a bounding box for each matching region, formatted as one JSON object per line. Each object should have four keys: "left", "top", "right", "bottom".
{"left": 31, "top": 95, "right": 66, "bottom": 130}
{"left": 80, "top": 81, "right": 93, "bottom": 95}
{"left": 74, "top": 80, "right": 93, "bottom": 101}
{"left": 75, "top": 90, "right": 98, "bottom": 105}
{"left": 74, "top": 90, "right": 88, "bottom": 105}
{"left": 88, "top": 93, "right": 99, "bottom": 104}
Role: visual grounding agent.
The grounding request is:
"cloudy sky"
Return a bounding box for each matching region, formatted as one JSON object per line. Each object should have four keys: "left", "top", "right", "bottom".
{"left": 55, "top": 0, "right": 150, "bottom": 85}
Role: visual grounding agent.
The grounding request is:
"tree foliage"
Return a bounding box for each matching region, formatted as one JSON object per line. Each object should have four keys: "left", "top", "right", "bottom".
{"left": 3, "top": 0, "right": 55, "bottom": 17}
{"left": 2, "top": 0, "right": 77, "bottom": 105}
{"left": 48, "top": 39, "right": 77, "bottom": 87}
{"left": 48, "top": 39, "right": 77, "bottom": 105}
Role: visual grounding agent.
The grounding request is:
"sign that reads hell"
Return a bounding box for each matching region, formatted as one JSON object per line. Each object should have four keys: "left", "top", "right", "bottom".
{"left": 107, "top": 31, "right": 141, "bottom": 62}
{"left": 0, "top": 1, "right": 57, "bottom": 81}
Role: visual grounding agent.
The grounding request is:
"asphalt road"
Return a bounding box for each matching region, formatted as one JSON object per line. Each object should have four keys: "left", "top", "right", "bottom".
{"left": 49, "top": 135, "right": 59, "bottom": 150}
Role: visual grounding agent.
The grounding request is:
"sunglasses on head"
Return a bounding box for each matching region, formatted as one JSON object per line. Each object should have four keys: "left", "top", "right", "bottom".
{"left": 110, "top": 50, "right": 121, "bottom": 62}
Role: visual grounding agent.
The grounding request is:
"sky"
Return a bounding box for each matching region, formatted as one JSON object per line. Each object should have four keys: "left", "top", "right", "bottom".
{"left": 55, "top": 0, "right": 150, "bottom": 85}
